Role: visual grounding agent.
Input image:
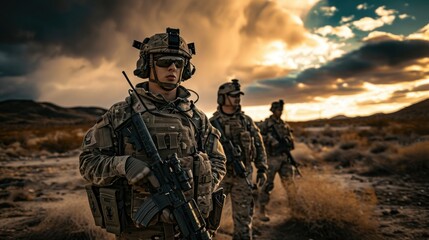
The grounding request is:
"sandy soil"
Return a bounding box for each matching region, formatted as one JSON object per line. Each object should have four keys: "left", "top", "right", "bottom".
{"left": 0, "top": 155, "right": 428, "bottom": 239}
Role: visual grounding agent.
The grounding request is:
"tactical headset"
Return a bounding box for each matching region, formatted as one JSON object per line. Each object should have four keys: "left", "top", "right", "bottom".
{"left": 133, "top": 28, "right": 196, "bottom": 81}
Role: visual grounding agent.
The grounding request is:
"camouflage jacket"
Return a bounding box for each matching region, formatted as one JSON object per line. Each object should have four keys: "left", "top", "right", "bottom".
{"left": 209, "top": 108, "right": 268, "bottom": 173}
{"left": 259, "top": 115, "right": 294, "bottom": 156}
{"left": 79, "top": 82, "right": 226, "bottom": 218}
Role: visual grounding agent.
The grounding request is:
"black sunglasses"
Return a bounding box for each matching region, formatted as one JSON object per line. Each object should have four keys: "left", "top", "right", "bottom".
{"left": 228, "top": 93, "right": 241, "bottom": 98}
{"left": 155, "top": 56, "right": 185, "bottom": 68}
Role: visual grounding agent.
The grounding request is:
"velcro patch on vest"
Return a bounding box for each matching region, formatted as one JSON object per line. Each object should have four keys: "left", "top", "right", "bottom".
{"left": 155, "top": 133, "right": 180, "bottom": 150}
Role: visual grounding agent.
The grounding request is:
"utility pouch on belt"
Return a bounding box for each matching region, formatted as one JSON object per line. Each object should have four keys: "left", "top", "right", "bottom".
{"left": 99, "top": 187, "right": 125, "bottom": 235}
{"left": 85, "top": 184, "right": 104, "bottom": 227}
{"left": 206, "top": 187, "right": 226, "bottom": 231}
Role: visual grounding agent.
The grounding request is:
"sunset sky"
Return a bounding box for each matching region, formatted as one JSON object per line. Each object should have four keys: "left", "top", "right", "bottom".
{"left": 1, "top": 0, "right": 428, "bottom": 121}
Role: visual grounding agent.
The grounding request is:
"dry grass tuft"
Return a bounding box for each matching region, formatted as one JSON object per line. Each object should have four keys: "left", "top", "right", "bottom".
{"left": 367, "top": 141, "right": 429, "bottom": 178}
{"left": 18, "top": 194, "right": 114, "bottom": 240}
{"left": 322, "top": 148, "right": 365, "bottom": 168}
{"left": 0, "top": 125, "right": 89, "bottom": 157}
{"left": 287, "top": 171, "right": 380, "bottom": 240}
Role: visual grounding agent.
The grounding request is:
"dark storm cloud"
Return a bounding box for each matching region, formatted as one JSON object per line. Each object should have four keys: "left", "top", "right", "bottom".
{"left": 0, "top": 0, "right": 130, "bottom": 64}
{"left": 246, "top": 39, "right": 429, "bottom": 104}
{"left": 0, "top": 0, "right": 136, "bottom": 102}
{"left": 0, "top": 77, "right": 39, "bottom": 101}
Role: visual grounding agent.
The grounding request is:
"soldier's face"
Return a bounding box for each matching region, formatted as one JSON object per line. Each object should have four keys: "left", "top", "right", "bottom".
{"left": 273, "top": 109, "right": 283, "bottom": 118}
{"left": 151, "top": 56, "right": 185, "bottom": 84}
{"left": 225, "top": 93, "right": 241, "bottom": 107}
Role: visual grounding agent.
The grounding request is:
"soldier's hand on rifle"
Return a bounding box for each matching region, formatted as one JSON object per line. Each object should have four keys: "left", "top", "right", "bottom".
{"left": 123, "top": 157, "right": 160, "bottom": 187}
{"left": 160, "top": 208, "right": 176, "bottom": 224}
{"left": 256, "top": 170, "right": 267, "bottom": 187}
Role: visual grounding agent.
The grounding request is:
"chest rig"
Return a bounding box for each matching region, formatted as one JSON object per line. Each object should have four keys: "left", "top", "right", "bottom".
{"left": 111, "top": 91, "right": 213, "bottom": 219}
{"left": 216, "top": 113, "right": 254, "bottom": 166}
{"left": 266, "top": 117, "right": 294, "bottom": 155}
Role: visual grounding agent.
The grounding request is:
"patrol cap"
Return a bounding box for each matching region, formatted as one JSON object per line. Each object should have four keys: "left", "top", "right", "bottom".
{"left": 270, "top": 99, "right": 284, "bottom": 112}
{"left": 218, "top": 79, "right": 244, "bottom": 96}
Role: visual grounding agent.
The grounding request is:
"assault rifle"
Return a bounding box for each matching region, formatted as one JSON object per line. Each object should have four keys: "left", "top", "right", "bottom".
{"left": 119, "top": 72, "right": 210, "bottom": 240}
{"left": 211, "top": 119, "right": 253, "bottom": 189}
{"left": 270, "top": 125, "right": 303, "bottom": 177}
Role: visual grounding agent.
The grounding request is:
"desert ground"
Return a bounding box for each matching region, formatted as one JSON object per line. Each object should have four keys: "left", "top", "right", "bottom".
{"left": 1, "top": 122, "right": 428, "bottom": 240}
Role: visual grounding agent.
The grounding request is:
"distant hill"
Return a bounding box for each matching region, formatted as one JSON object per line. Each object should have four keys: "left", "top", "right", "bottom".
{"left": 0, "top": 100, "right": 106, "bottom": 127}
{"left": 292, "top": 98, "right": 429, "bottom": 127}
{"left": 330, "top": 115, "right": 349, "bottom": 120}
{"left": 388, "top": 98, "right": 429, "bottom": 119}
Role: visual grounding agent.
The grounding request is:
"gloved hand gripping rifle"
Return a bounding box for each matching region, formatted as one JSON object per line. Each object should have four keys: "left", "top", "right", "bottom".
{"left": 118, "top": 71, "right": 211, "bottom": 240}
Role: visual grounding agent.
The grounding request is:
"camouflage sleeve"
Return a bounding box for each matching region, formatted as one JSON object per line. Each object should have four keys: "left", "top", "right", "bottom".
{"left": 285, "top": 122, "right": 295, "bottom": 150}
{"left": 79, "top": 110, "right": 128, "bottom": 186}
{"left": 258, "top": 119, "right": 268, "bottom": 135}
{"left": 247, "top": 116, "right": 268, "bottom": 172}
{"left": 201, "top": 113, "right": 226, "bottom": 190}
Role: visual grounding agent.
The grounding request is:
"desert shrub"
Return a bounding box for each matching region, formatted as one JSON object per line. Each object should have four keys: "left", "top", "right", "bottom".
{"left": 0, "top": 125, "right": 89, "bottom": 157}
{"left": 370, "top": 143, "right": 389, "bottom": 154}
{"left": 391, "top": 141, "right": 429, "bottom": 177}
{"left": 340, "top": 130, "right": 369, "bottom": 147}
{"left": 18, "top": 194, "right": 114, "bottom": 240}
{"left": 292, "top": 142, "right": 320, "bottom": 166}
{"left": 321, "top": 127, "right": 336, "bottom": 138}
{"left": 358, "top": 129, "right": 376, "bottom": 139}
{"left": 365, "top": 141, "right": 428, "bottom": 178}
{"left": 287, "top": 171, "right": 380, "bottom": 240}
{"left": 317, "top": 136, "right": 335, "bottom": 147}
{"left": 388, "top": 120, "right": 429, "bottom": 136}
{"left": 339, "top": 141, "right": 357, "bottom": 150}
{"left": 367, "top": 119, "right": 389, "bottom": 129}
{"left": 323, "top": 148, "right": 365, "bottom": 167}
{"left": 362, "top": 155, "right": 394, "bottom": 176}
{"left": 39, "top": 131, "right": 82, "bottom": 153}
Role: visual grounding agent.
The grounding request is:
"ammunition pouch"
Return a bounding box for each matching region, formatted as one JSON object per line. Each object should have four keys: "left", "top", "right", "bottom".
{"left": 206, "top": 187, "right": 225, "bottom": 231}
{"left": 85, "top": 182, "right": 129, "bottom": 235}
{"left": 85, "top": 184, "right": 104, "bottom": 227}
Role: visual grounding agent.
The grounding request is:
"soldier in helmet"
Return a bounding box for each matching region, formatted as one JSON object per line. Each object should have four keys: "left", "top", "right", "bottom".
{"left": 79, "top": 28, "right": 226, "bottom": 239}
{"left": 209, "top": 79, "right": 268, "bottom": 240}
{"left": 257, "top": 99, "right": 295, "bottom": 222}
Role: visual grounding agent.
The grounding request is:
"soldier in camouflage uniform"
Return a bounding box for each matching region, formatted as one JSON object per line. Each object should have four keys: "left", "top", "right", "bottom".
{"left": 79, "top": 28, "right": 226, "bottom": 239}
{"left": 209, "top": 79, "right": 268, "bottom": 240}
{"left": 257, "top": 99, "right": 295, "bottom": 222}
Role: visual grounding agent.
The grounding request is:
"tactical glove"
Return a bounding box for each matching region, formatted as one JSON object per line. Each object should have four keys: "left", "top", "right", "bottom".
{"left": 160, "top": 208, "right": 176, "bottom": 224}
{"left": 256, "top": 170, "right": 267, "bottom": 187}
{"left": 124, "top": 157, "right": 160, "bottom": 187}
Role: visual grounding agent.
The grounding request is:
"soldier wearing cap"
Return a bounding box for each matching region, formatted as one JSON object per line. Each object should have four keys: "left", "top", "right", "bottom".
{"left": 257, "top": 99, "right": 295, "bottom": 222}
{"left": 79, "top": 28, "right": 226, "bottom": 239}
{"left": 209, "top": 79, "right": 268, "bottom": 240}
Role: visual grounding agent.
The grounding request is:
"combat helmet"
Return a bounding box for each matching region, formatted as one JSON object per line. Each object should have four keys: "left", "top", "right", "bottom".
{"left": 217, "top": 79, "right": 244, "bottom": 105}
{"left": 133, "top": 28, "right": 196, "bottom": 90}
{"left": 270, "top": 99, "right": 284, "bottom": 112}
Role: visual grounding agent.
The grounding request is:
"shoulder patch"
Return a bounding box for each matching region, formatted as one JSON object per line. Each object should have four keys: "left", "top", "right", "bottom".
{"left": 83, "top": 128, "right": 97, "bottom": 147}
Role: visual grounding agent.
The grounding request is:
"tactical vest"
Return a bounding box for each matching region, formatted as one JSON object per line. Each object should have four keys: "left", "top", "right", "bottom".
{"left": 91, "top": 92, "right": 214, "bottom": 231}
{"left": 265, "top": 117, "right": 294, "bottom": 155}
{"left": 215, "top": 113, "right": 254, "bottom": 167}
